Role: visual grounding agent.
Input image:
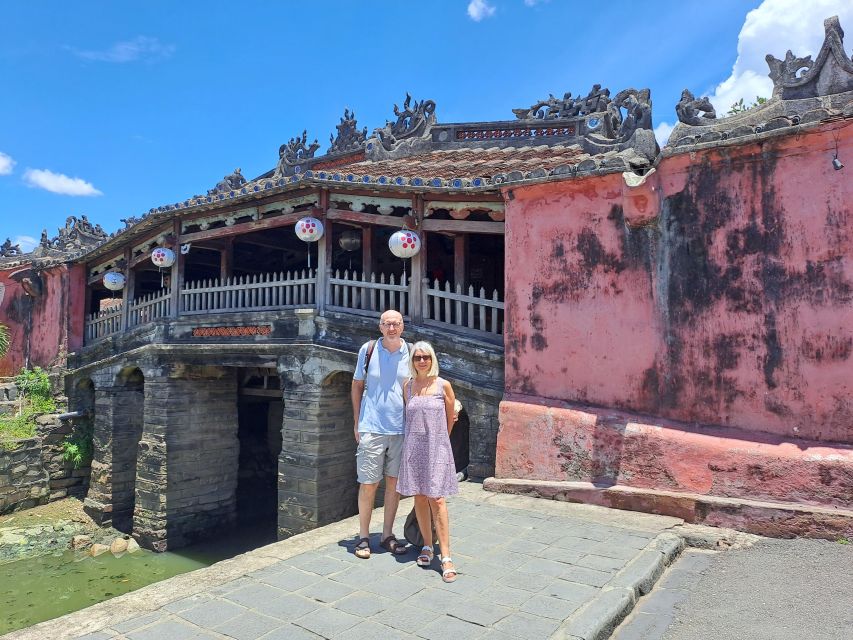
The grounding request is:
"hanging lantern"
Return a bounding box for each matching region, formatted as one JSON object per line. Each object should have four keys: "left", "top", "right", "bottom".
{"left": 295, "top": 216, "right": 324, "bottom": 242}
{"left": 389, "top": 230, "right": 421, "bottom": 258}
{"left": 339, "top": 229, "right": 362, "bottom": 252}
{"left": 151, "top": 247, "right": 176, "bottom": 269}
{"left": 102, "top": 271, "right": 126, "bottom": 291}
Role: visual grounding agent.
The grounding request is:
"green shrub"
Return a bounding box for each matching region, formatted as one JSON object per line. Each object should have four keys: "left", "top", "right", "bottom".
{"left": 0, "top": 367, "right": 57, "bottom": 450}
{"left": 14, "top": 366, "right": 52, "bottom": 400}
{"left": 61, "top": 421, "right": 94, "bottom": 468}
{"left": 0, "top": 324, "right": 8, "bottom": 359}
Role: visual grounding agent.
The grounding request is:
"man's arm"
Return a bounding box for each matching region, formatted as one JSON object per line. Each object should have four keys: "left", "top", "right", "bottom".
{"left": 351, "top": 379, "right": 364, "bottom": 443}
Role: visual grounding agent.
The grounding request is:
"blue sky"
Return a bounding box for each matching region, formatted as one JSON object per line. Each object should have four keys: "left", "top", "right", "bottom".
{"left": 1, "top": 0, "right": 850, "bottom": 250}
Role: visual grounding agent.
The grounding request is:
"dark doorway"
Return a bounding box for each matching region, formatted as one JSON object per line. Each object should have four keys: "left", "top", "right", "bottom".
{"left": 236, "top": 370, "right": 283, "bottom": 536}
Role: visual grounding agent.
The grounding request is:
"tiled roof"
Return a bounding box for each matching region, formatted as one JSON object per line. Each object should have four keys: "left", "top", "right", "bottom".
{"left": 322, "top": 144, "right": 588, "bottom": 180}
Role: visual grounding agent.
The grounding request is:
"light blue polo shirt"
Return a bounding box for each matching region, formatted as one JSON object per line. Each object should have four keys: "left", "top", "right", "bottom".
{"left": 353, "top": 338, "right": 409, "bottom": 435}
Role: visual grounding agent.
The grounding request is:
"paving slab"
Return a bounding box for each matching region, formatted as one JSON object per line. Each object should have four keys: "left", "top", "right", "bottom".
{"left": 4, "top": 483, "right": 684, "bottom": 640}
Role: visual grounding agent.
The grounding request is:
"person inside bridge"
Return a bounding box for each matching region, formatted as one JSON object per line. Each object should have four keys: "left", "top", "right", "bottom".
{"left": 350, "top": 309, "right": 410, "bottom": 559}
{"left": 397, "top": 340, "right": 459, "bottom": 583}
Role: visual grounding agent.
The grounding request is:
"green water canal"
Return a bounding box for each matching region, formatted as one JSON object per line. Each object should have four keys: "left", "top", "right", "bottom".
{"left": 0, "top": 525, "right": 276, "bottom": 635}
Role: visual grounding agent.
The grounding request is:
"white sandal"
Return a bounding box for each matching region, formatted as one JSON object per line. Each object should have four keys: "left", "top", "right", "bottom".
{"left": 440, "top": 556, "right": 458, "bottom": 583}
{"left": 416, "top": 545, "right": 434, "bottom": 567}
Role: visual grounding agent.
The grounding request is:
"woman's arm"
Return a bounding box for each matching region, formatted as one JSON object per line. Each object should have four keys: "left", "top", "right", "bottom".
{"left": 402, "top": 378, "right": 410, "bottom": 410}
{"left": 443, "top": 379, "right": 456, "bottom": 434}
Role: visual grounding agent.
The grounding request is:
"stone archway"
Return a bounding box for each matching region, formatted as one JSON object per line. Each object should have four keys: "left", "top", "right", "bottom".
{"left": 277, "top": 351, "right": 357, "bottom": 539}
{"left": 84, "top": 366, "right": 144, "bottom": 533}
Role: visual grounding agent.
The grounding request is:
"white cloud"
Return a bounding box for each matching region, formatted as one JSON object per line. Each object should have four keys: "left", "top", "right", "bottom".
{"left": 13, "top": 236, "right": 37, "bottom": 253}
{"left": 0, "top": 152, "right": 14, "bottom": 175}
{"left": 23, "top": 169, "right": 103, "bottom": 196}
{"left": 69, "top": 36, "right": 175, "bottom": 63}
{"left": 654, "top": 121, "right": 674, "bottom": 146}
{"left": 468, "top": 0, "right": 496, "bottom": 21}
{"left": 709, "top": 0, "right": 853, "bottom": 114}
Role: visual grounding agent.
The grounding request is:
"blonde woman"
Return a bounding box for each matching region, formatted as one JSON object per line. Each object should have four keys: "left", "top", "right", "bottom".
{"left": 396, "top": 341, "right": 459, "bottom": 582}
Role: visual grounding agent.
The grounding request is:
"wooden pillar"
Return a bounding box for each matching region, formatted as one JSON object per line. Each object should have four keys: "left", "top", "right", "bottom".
{"left": 220, "top": 237, "right": 234, "bottom": 281}
{"left": 454, "top": 234, "right": 468, "bottom": 289}
{"left": 410, "top": 232, "right": 426, "bottom": 324}
{"left": 169, "top": 220, "right": 182, "bottom": 318}
{"left": 316, "top": 215, "right": 331, "bottom": 315}
{"left": 409, "top": 195, "right": 425, "bottom": 323}
{"left": 119, "top": 248, "right": 133, "bottom": 331}
{"left": 361, "top": 226, "right": 373, "bottom": 277}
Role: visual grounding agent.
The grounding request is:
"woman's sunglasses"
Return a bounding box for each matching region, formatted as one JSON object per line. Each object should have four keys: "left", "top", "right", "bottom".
{"left": 412, "top": 355, "right": 432, "bottom": 362}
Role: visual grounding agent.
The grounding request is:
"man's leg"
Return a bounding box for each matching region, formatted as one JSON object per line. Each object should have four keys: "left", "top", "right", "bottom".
{"left": 358, "top": 482, "right": 379, "bottom": 539}
{"left": 382, "top": 475, "right": 401, "bottom": 539}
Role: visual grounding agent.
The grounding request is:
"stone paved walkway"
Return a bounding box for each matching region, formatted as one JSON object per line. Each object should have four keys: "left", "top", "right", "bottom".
{"left": 4, "top": 484, "right": 685, "bottom": 640}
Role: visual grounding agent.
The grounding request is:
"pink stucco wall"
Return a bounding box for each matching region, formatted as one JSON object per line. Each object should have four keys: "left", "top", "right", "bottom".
{"left": 0, "top": 262, "right": 85, "bottom": 376}
{"left": 503, "top": 121, "right": 852, "bottom": 445}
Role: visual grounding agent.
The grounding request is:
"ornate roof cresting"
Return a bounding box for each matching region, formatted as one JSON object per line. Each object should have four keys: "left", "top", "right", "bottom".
{"left": 675, "top": 89, "right": 717, "bottom": 125}
{"left": 275, "top": 130, "right": 321, "bottom": 176}
{"left": 373, "top": 93, "right": 437, "bottom": 152}
{"left": 207, "top": 168, "right": 247, "bottom": 196}
{"left": 1, "top": 239, "right": 23, "bottom": 257}
{"left": 767, "top": 15, "right": 853, "bottom": 99}
{"left": 328, "top": 109, "right": 367, "bottom": 155}
{"left": 512, "top": 84, "right": 612, "bottom": 120}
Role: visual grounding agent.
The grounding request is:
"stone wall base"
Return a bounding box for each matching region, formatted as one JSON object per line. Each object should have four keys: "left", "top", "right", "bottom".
{"left": 495, "top": 397, "right": 853, "bottom": 535}
{"left": 484, "top": 478, "right": 853, "bottom": 540}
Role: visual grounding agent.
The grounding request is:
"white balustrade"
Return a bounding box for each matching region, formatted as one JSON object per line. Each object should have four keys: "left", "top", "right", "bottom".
{"left": 127, "top": 289, "right": 171, "bottom": 327}
{"left": 180, "top": 270, "right": 315, "bottom": 315}
{"left": 327, "top": 270, "right": 409, "bottom": 317}
{"left": 422, "top": 278, "right": 504, "bottom": 336}
{"left": 84, "top": 304, "right": 123, "bottom": 342}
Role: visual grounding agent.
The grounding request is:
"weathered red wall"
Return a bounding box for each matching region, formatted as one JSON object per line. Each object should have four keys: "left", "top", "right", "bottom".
{"left": 503, "top": 121, "right": 852, "bottom": 444}
{"left": 0, "top": 262, "right": 84, "bottom": 376}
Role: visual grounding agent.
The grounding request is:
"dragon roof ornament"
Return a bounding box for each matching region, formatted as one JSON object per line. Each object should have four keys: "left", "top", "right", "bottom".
{"left": 208, "top": 168, "right": 247, "bottom": 196}
{"left": 328, "top": 109, "right": 367, "bottom": 156}
{"left": 767, "top": 15, "right": 853, "bottom": 100}
{"left": 512, "top": 84, "right": 612, "bottom": 120}
{"left": 275, "top": 130, "right": 321, "bottom": 176}
{"left": 373, "top": 93, "right": 437, "bottom": 153}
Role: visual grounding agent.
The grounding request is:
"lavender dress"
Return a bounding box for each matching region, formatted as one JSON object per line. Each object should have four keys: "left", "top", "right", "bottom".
{"left": 397, "top": 378, "right": 459, "bottom": 498}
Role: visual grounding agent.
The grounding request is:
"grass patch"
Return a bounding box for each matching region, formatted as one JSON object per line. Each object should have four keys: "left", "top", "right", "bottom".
{"left": 0, "top": 367, "right": 57, "bottom": 451}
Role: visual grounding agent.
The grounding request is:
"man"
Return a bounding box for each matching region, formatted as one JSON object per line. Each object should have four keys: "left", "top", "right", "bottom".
{"left": 351, "top": 309, "right": 410, "bottom": 558}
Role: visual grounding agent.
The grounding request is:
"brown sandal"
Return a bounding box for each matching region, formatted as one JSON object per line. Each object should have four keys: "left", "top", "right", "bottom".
{"left": 380, "top": 534, "right": 408, "bottom": 555}
{"left": 354, "top": 537, "right": 371, "bottom": 559}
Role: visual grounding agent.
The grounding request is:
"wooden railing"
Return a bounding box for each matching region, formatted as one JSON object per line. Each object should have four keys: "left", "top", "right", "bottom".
{"left": 181, "top": 271, "right": 316, "bottom": 315}
{"left": 84, "top": 270, "right": 504, "bottom": 344}
{"left": 85, "top": 305, "right": 123, "bottom": 342}
{"left": 327, "top": 270, "right": 409, "bottom": 318}
{"left": 127, "top": 289, "right": 171, "bottom": 328}
{"left": 423, "top": 279, "right": 504, "bottom": 336}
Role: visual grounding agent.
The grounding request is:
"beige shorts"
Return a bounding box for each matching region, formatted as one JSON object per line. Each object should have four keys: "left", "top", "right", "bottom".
{"left": 357, "top": 433, "right": 403, "bottom": 484}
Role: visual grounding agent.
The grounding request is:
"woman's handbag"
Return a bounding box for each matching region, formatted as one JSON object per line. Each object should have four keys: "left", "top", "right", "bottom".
{"left": 403, "top": 506, "right": 436, "bottom": 547}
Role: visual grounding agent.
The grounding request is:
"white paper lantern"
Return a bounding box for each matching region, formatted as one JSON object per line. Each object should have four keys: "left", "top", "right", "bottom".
{"left": 103, "top": 272, "right": 126, "bottom": 291}
{"left": 151, "top": 247, "right": 176, "bottom": 268}
{"left": 389, "top": 230, "right": 421, "bottom": 258}
{"left": 295, "top": 216, "right": 324, "bottom": 242}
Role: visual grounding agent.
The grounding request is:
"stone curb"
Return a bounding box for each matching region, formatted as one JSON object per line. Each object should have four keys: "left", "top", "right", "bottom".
{"left": 550, "top": 531, "right": 684, "bottom": 640}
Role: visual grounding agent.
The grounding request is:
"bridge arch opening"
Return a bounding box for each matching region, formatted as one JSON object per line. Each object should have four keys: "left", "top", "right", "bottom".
{"left": 111, "top": 366, "right": 144, "bottom": 534}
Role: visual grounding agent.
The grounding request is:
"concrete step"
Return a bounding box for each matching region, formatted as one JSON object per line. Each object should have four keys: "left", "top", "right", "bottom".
{"left": 484, "top": 478, "right": 853, "bottom": 540}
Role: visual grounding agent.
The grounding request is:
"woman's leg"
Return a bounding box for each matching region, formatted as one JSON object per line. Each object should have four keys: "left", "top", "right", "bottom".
{"left": 414, "top": 494, "right": 433, "bottom": 548}
{"left": 428, "top": 497, "right": 451, "bottom": 559}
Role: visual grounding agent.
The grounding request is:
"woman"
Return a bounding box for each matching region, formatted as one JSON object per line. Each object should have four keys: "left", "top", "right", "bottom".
{"left": 396, "top": 341, "right": 459, "bottom": 583}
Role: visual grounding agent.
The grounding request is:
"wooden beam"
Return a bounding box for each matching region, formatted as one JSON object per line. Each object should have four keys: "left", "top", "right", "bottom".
{"left": 170, "top": 219, "right": 182, "bottom": 318}
{"left": 454, "top": 234, "right": 468, "bottom": 289}
{"left": 120, "top": 247, "right": 132, "bottom": 330}
{"left": 220, "top": 237, "right": 233, "bottom": 280}
{"left": 179, "top": 211, "right": 304, "bottom": 244}
{"left": 362, "top": 226, "right": 373, "bottom": 276}
{"left": 421, "top": 219, "right": 504, "bottom": 235}
{"left": 326, "top": 208, "right": 405, "bottom": 228}
{"left": 410, "top": 231, "right": 426, "bottom": 323}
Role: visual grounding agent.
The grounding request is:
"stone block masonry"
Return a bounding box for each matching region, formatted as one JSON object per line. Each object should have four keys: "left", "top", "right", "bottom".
{"left": 278, "top": 355, "right": 357, "bottom": 538}
{"left": 0, "top": 438, "right": 49, "bottom": 513}
{"left": 135, "top": 367, "right": 239, "bottom": 551}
